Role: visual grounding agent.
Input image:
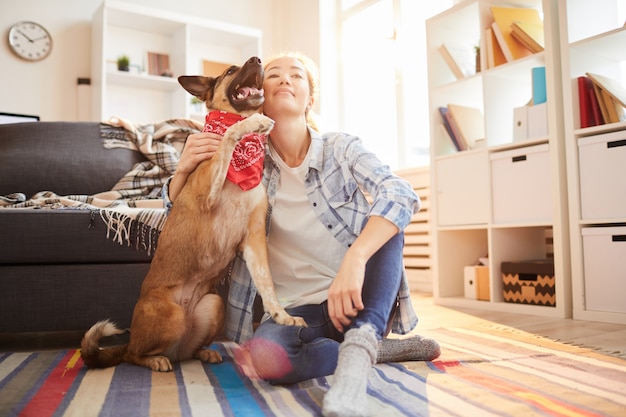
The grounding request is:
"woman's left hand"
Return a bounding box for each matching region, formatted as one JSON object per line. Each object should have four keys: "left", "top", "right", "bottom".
{"left": 327, "top": 251, "right": 366, "bottom": 332}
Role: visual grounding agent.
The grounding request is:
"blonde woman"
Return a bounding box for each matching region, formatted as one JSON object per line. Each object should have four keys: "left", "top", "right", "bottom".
{"left": 165, "top": 52, "right": 440, "bottom": 417}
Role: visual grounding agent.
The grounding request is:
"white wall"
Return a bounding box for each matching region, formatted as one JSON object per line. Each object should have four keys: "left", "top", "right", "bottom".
{"left": 0, "top": 0, "right": 320, "bottom": 121}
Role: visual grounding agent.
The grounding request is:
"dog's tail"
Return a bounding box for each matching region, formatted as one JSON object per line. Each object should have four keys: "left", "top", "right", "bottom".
{"left": 80, "top": 320, "right": 128, "bottom": 368}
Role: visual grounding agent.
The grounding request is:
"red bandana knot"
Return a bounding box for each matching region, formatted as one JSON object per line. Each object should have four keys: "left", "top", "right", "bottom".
{"left": 203, "top": 110, "right": 266, "bottom": 191}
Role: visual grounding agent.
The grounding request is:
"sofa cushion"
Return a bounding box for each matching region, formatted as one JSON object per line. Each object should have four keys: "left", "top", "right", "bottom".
{"left": 0, "top": 263, "right": 148, "bottom": 333}
{"left": 0, "top": 122, "right": 147, "bottom": 198}
{"left": 0, "top": 209, "right": 154, "bottom": 264}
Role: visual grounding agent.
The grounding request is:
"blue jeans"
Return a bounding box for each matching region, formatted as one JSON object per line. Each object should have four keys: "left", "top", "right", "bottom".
{"left": 248, "top": 232, "right": 404, "bottom": 384}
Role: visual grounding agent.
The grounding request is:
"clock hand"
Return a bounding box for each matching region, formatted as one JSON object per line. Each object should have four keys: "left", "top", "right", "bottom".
{"left": 32, "top": 35, "right": 49, "bottom": 42}
{"left": 17, "top": 29, "right": 35, "bottom": 43}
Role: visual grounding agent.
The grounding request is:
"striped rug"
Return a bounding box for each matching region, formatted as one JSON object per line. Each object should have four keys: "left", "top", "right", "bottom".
{"left": 1, "top": 325, "right": 625, "bottom": 417}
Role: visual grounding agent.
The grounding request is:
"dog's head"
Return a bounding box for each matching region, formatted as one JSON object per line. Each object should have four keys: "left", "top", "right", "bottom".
{"left": 178, "top": 56, "right": 264, "bottom": 117}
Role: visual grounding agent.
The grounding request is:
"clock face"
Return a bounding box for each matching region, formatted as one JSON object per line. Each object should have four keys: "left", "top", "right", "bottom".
{"left": 9, "top": 21, "right": 52, "bottom": 61}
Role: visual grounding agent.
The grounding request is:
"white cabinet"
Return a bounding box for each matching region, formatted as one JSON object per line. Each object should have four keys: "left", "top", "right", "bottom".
{"left": 436, "top": 151, "right": 489, "bottom": 226}
{"left": 578, "top": 130, "right": 626, "bottom": 220}
{"left": 559, "top": 0, "right": 626, "bottom": 323}
{"left": 427, "top": 0, "right": 572, "bottom": 318}
{"left": 490, "top": 143, "right": 552, "bottom": 224}
{"left": 581, "top": 227, "right": 626, "bottom": 315}
{"left": 91, "top": 0, "right": 262, "bottom": 123}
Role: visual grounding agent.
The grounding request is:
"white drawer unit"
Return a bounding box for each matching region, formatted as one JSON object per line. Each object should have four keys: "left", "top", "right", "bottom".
{"left": 490, "top": 143, "right": 552, "bottom": 224}
{"left": 582, "top": 227, "right": 626, "bottom": 314}
{"left": 578, "top": 130, "right": 626, "bottom": 220}
{"left": 435, "top": 151, "right": 490, "bottom": 226}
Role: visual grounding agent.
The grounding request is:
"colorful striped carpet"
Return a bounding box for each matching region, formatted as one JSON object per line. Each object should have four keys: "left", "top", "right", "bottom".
{"left": 1, "top": 324, "right": 625, "bottom": 417}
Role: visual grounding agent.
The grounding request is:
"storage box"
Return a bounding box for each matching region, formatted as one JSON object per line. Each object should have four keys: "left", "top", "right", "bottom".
{"left": 582, "top": 227, "right": 626, "bottom": 314}
{"left": 464, "top": 265, "right": 490, "bottom": 301}
{"left": 528, "top": 102, "right": 548, "bottom": 138}
{"left": 501, "top": 259, "right": 555, "bottom": 306}
{"left": 490, "top": 143, "right": 552, "bottom": 224}
{"left": 513, "top": 105, "right": 528, "bottom": 141}
{"left": 578, "top": 130, "right": 626, "bottom": 220}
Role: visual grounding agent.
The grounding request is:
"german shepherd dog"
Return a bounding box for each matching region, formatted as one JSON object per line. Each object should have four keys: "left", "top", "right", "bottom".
{"left": 81, "top": 56, "right": 306, "bottom": 372}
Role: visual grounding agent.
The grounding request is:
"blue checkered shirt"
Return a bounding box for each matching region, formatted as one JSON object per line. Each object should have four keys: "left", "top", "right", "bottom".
{"left": 164, "top": 128, "right": 420, "bottom": 343}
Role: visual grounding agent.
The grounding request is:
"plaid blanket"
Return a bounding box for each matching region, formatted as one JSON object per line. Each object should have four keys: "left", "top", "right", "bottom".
{"left": 0, "top": 117, "right": 203, "bottom": 254}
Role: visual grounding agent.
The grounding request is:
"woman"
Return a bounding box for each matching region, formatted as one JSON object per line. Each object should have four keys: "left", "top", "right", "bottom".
{"left": 165, "top": 52, "right": 440, "bottom": 417}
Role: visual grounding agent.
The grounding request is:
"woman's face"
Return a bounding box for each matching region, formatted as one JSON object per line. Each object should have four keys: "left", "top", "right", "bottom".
{"left": 263, "top": 56, "right": 313, "bottom": 120}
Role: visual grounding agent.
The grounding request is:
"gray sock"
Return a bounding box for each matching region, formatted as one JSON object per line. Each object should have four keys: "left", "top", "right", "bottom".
{"left": 377, "top": 335, "right": 441, "bottom": 363}
{"left": 322, "top": 324, "right": 378, "bottom": 417}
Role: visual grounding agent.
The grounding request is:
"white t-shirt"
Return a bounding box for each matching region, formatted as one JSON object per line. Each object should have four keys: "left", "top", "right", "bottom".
{"left": 267, "top": 143, "right": 347, "bottom": 309}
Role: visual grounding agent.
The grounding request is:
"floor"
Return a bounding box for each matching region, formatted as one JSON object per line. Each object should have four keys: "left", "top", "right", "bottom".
{"left": 2, "top": 293, "right": 626, "bottom": 359}
{"left": 410, "top": 292, "right": 626, "bottom": 359}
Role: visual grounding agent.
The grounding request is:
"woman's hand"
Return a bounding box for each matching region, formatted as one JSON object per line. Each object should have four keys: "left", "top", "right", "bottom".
{"left": 326, "top": 216, "right": 400, "bottom": 333}
{"left": 169, "top": 131, "right": 222, "bottom": 201}
{"left": 177, "top": 131, "right": 222, "bottom": 175}
{"left": 327, "top": 250, "right": 367, "bottom": 332}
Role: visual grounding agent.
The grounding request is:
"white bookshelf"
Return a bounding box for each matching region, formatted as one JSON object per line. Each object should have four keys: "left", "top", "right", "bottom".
{"left": 427, "top": 0, "right": 573, "bottom": 318}
{"left": 91, "top": 0, "right": 262, "bottom": 123}
{"left": 559, "top": 0, "right": 626, "bottom": 324}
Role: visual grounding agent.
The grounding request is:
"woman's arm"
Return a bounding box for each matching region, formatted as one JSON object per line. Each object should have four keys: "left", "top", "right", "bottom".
{"left": 168, "top": 131, "right": 222, "bottom": 202}
{"left": 327, "top": 215, "right": 399, "bottom": 332}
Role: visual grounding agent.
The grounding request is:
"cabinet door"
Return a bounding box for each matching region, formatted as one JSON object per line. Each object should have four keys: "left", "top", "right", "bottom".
{"left": 491, "top": 143, "right": 552, "bottom": 224}
{"left": 579, "top": 130, "right": 626, "bottom": 220}
{"left": 435, "top": 151, "right": 489, "bottom": 226}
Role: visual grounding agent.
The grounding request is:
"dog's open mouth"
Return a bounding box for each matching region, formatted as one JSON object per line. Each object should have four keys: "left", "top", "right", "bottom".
{"left": 234, "top": 86, "right": 263, "bottom": 102}
{"left": 232, "top": 72, "right": 264, "bottom": 103}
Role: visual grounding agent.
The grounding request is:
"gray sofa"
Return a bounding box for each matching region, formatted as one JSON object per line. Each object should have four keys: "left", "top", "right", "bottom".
{"left": 0, "top": 121, "right": 155, "bottom": 338}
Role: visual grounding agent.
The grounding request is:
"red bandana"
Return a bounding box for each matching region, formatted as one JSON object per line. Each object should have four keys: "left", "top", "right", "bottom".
{"left": 203, "top": 110, "right": 266, "bottom": 191}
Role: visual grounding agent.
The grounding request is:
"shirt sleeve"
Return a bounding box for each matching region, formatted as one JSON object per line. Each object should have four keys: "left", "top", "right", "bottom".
{"left": 342, "top": 135, "right": 420, "bottom": 231}
{"left": 162, "top": 175, "right": 174, "bottom": 215}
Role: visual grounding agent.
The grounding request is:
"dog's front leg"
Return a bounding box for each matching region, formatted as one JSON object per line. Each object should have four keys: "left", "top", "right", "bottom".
{"left": 242, "top": 195, "right": 307, "bottom": 328}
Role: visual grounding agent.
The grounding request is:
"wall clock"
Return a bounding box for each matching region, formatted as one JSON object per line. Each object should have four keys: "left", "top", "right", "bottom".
{"left": 8, "top": 21, "right": 53, "bottom": 61}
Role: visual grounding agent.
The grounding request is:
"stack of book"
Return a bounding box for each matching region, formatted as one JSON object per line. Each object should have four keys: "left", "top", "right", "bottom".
{"left": 439, "top": 104, "right": 485, "bottom": 151}
{"left": 484, "top": 6, "right": 544, "bottom": 69}
{"left": 578, "top": 73, "right": 626, "bottom": 128}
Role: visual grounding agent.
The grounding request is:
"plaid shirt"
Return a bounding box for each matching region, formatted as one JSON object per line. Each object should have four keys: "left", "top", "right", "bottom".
{"left": 164, "top": 128, "right": 420, "bottom": 343}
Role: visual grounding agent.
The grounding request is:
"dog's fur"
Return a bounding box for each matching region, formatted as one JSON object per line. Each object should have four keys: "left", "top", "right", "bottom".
{"left": 81, "top": 56, "right": 306, "bottom": 372}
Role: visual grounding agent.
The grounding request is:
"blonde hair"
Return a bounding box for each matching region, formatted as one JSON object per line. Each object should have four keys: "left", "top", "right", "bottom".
{"left": 263, "top": 51, "right": 320, "bottom": 132}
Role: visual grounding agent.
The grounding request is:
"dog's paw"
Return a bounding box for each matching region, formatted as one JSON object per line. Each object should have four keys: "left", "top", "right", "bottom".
{"left": 245, "top": 113, "right": 275, "bottom": 135}
{"left": 196, "top": 348, "right": 223, "bottom": 364}
{"left": 147, "top": 356, "right": 174, "bottom": 372}
{"left": 272, "top": 311, "right": 307, "bottom": 328}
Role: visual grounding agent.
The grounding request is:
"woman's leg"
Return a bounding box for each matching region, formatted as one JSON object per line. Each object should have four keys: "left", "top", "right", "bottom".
{"left": 323, "top": 233, "right": 405, "bottom": 417}
{"left": 247, "top": 302, "right": 343, "bottom": 385}
{"left": 352, "top": 232, "right": 405, "bottom": 335}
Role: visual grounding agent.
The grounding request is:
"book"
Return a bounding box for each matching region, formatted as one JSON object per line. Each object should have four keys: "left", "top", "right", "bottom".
{"left": 439, "top": 107, "right": 462, "bottom": 151}
{"left": 578, "top": 76, "right": 601, "bottom": 128}
{"left": 588, "top": 87, "right": 604, "bottom": 126}
{"left": 510, "top": 21, "right": 544, "bottom": 53}
{"left": 447, "top": 104, "right": 485, "bottom": 149}
{"left": 484, "top": 27, "right": 507, "bottom": 68}
{"left": 532, "top": 67, "right": 547, "bottom": 105}
{"left": 598, "top": 87, "right": 625, "bottom": 123}
{"left": 585, "top": 72, "right": 626, "bottom": 109}
{"left": 592, "top": 83, "right": 611, "bottom": 123}
{"left": 491, "top": 6, "right": 543, "bottom": 62}
{"left": 438, "top": 44, "right": 476, "bottom": 79}
{"left": 586, "top": 73, "right": 626, "bottom": 124}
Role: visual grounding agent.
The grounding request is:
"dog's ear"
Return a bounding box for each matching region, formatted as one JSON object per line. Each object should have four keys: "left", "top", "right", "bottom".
{"left": 178, "top": 75, "right": 217, "bottom": 102}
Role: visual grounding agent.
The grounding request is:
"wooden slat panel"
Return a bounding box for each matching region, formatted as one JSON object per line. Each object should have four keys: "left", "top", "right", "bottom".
{"left": 394, "top": 166, "right": 432, "bottom": 293}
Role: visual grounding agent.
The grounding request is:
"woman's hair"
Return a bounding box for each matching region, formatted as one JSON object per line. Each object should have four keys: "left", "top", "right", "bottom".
{"left": 264, "top": 51, "right": 320, "bottom": 132}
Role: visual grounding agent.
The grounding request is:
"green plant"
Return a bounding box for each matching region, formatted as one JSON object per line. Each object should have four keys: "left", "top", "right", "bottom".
{"left": 117, "top": 55, "right": 130, "bottom": 71}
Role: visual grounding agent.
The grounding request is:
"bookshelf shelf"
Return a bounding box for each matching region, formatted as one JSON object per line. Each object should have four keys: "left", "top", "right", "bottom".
{"left": 427, "top": 0, "right": 572, "bottom": 319}
{"left": 91, "top": 0, "right": 261, "bottom": 123}
{"left": 560, "top": 0, "right": 626, "bottom": 324}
